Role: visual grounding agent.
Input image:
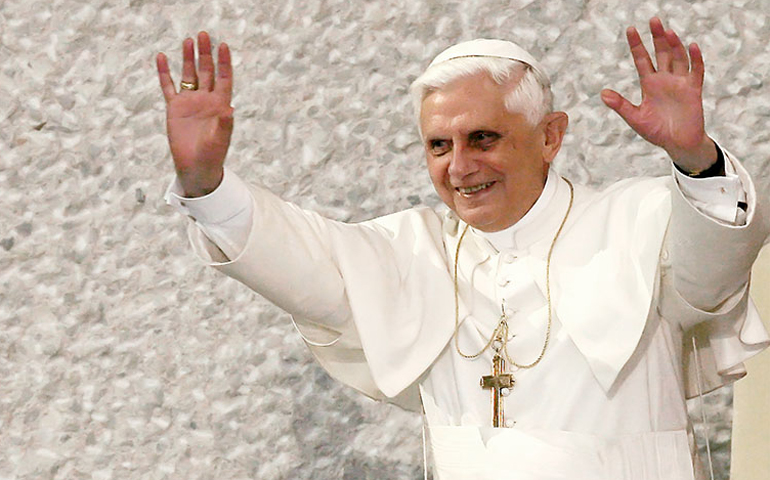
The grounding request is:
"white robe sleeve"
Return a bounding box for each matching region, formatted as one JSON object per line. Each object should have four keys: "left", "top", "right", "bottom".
{"left": 667, "top": 150, "right": 768, "bottom": 313}
{"left": 659, "top": 150, "right": 770, "bottom": 397}
{"left": 172, "top": 178, "right": 455, "bottom": 410}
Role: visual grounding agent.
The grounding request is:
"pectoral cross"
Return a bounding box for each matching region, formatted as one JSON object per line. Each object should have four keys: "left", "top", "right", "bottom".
{"left": 480, "top": 351, "right": 514, "bottom": 427}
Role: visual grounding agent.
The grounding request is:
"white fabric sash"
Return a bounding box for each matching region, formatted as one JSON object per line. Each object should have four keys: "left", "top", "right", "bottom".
{"left": 425, "top": 425, "right": 696, "bottom": 480}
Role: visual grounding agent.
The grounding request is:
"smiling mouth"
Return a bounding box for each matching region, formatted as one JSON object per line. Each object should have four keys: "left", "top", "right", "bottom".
{"left": 456, "top": 182, "right": 495, "bottom": 196}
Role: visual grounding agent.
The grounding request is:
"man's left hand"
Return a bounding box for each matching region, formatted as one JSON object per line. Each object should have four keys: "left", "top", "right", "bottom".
{"left": 601, "top": 17, "right": 717, "bottom": 173}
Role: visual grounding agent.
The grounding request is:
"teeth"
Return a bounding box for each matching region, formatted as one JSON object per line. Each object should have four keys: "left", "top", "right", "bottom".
{"left": 457, "top": 182, "right": 493, "bottom": 194}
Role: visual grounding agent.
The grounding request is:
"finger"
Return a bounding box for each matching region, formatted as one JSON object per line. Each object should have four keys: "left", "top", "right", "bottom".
{"left": 689, "top": 42, "right": 705, "bottom": 89}
{"left": 626, "top": 26, "right": 655, "bottom": 79}
{"left": 601, "top": 89, "right": 642, "bottom": 129}
{"left": 649, "top": 17, "right": 672, "bottom": 73}
{"left": 181, "top": 37, "right": 198, "bottom": 91}
{"left": 215, "top": 42, "right": 233, "bottom": 103}
{"left": 666, "top": 29, "right": 689, "bottom": 76}
{"left": 197, "top": 31, "right": 215, "bottom": 91}
{"left": 156, "top": 52, "right": 177, "bottom": 102}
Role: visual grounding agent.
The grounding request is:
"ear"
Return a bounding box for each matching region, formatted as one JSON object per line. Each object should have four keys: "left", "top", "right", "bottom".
{"left": 541, "top": 111, "right": 569, "bottom": 164}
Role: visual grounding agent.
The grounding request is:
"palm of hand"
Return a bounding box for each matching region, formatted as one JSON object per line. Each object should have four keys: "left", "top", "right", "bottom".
{"left": 601, "top": 18, "right": 715, "bottom": 170}
{"left": 157, "top": 33, "right": 234, "bottom": 196}
{"left": 633, "top": 73, "right": 705, "bottom": 153}
{"left": 166, "top": 92, "right": 232, "bottom": 174}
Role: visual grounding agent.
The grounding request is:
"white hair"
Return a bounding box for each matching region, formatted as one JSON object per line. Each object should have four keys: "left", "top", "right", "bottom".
{"left": 409, "top": 57, "right": 553, "bottom": 129}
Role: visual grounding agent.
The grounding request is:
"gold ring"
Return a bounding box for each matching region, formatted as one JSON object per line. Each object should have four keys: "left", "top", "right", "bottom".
{"left": 180, "top": 80, "right": 198, "bottom": 91}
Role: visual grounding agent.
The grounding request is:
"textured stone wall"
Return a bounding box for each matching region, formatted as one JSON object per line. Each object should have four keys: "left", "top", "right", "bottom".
{"left": 2, "top": 0, "right": 768, "bottom": 478}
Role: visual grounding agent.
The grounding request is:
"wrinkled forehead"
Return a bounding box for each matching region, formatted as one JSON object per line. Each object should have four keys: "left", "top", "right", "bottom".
{"left": 426, "top": 38, "right": 550, "bottom": 87}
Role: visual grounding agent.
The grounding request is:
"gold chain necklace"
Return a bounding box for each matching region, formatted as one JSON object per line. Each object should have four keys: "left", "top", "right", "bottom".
{"left": 452, "top": 178, "right": 574, "bottom": 369}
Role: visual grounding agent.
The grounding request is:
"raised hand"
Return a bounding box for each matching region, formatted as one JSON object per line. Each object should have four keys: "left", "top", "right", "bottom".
{"left": 601, "top": 17, "right": 717, "bottom": 173}
{"left": 157, "top": 32, "right": 234, "bottom": 197}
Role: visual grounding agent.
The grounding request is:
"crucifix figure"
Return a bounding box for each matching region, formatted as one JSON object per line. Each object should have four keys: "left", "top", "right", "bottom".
{"left": 480, "top": 351, "right": 515, "bottom": 427}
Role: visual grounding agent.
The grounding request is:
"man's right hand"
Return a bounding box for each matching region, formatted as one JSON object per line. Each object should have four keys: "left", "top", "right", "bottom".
{"left": 157, "top": 32, "right": 234, "bottom": 197}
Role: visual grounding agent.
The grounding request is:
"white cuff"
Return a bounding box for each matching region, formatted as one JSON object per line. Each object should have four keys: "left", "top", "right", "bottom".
{"left": 164, "top": 168, "right": 252, "bottom": 224}
{"left": 164, "top": 168, "right": 254, "bottom": 259}
{"left": 673, "top": 152, "right": 747, "bottom": 225}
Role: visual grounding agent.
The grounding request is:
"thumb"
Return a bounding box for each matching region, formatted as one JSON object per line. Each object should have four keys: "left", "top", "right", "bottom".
{"left": 600, "top": 89, "right": 638, "bottom": 126}
{"left": 217, "top": 107, "right": 235, "bottom": 133}
{"left": 211, "top": 109, "right": 234, "bottom": 145}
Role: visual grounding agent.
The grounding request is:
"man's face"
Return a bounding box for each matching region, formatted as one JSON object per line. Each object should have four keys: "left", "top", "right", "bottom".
{"left": 420, "top": 73, "right": 554, "bottom": 233}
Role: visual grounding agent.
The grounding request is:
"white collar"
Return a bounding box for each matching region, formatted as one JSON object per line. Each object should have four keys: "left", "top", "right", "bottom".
{"left": 475, "top": 168, "right": 562, "bottom": 252}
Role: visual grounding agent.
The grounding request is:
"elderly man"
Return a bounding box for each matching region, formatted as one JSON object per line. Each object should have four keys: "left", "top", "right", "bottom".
{"left": 157, "top": 18, "right": 768, "bottom": 479}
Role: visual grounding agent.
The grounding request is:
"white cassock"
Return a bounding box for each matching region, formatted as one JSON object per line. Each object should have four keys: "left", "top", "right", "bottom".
{"left": 167, "top": 151, "right": 769, "bottom": 480}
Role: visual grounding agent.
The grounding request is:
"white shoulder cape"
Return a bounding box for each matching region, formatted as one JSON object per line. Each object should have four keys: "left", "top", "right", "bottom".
{"left": 192, "top": 168, "right": 769, "bottom": 411}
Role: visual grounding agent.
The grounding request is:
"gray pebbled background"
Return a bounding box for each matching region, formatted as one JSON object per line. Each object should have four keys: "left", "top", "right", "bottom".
{"left": 1, "top": 0, "right": 768, "bottom": 478}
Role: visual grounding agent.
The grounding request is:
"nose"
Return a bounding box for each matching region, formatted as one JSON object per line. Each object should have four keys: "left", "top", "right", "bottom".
{"left": 447, "top": 143, "right": 478, "bottom": 178}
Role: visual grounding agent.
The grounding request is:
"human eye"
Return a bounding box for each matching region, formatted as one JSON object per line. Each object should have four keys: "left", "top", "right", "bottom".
{"left": 470, "top": 131, "right": 500, "bottom": 151}
{"left": 428, "top": 139, "right": 451, "bottom": 156}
